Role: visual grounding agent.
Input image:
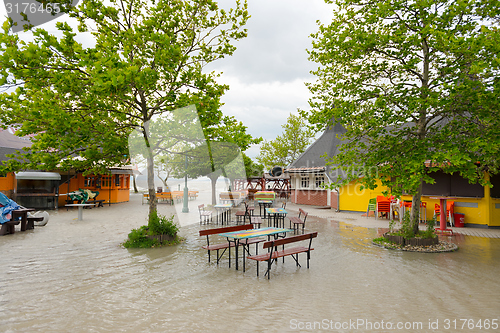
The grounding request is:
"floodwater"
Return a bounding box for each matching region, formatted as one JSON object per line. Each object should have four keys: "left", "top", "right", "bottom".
{"left": 1, "top": 192, "right": 499, "bottom": 332}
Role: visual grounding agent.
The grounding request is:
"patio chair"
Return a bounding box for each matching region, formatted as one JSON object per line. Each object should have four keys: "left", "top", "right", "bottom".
{"left": 235, "top": 201, "right": 251, "bottom": 224}
{"left": 198, "top": 204, "right": 212, "bottom": 225}
{"left": 376, "top": 196, "right": 391, "bottom": 219}
{"left": 366, "top": 198, "right": 376, "bottom": 217}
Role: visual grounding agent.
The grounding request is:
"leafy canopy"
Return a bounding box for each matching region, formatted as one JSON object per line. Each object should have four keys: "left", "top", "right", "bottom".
{"left": 257, "top": 113, "right": 315, "bottom": 170}
{"left": 0, "top": 0, "right": 250, "bottom": 216}
{"left": 304, "top": 0, "right": 500, "bottom": 230}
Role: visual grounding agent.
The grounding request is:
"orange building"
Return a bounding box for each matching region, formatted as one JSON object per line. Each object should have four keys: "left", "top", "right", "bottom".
{"left": 0, "top": 128, "right": 132, "bottom": 209}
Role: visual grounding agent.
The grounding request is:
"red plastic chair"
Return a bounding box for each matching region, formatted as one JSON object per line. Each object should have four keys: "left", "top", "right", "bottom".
{"left": 376, "top": 196, "right": 391, "bottom": 219}
{"left": 400, "top": 200, "right": 427, "bottom": 222}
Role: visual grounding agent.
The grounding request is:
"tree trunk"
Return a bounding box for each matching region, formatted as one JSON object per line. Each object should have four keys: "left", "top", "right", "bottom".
{"left": 146, "top": 148, "right": 157, "bottom": 216}
{"left": 411, "top": 181, "right": 423, "bottom": 235}
{"left": 132, "top": 174, "right": 138, "bottom": 193}
{"left": 143, "top": 126, "right": 157, "bottom": 217}
{"left": 209, "top": 174, "right": 218, "bottom": 206}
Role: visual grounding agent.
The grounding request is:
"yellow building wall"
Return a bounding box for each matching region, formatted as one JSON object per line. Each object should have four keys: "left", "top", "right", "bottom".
{"left": 338, "top": 176, "right": 498, "bottom": 227}
{"left": 338, "top": 179, "right": 390, "bottom": 212}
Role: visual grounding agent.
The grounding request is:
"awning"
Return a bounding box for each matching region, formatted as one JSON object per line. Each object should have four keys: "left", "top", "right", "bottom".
{"left": 15, "top": 172, "right": 61, "bottom": 180}
{"left": 110, "top": 169, "right": 135, "bottom": 175}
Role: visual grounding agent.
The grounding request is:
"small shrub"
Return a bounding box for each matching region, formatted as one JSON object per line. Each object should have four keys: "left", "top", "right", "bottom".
{"left": 148, "top": 211, "right": 179, "bottom": 237}
{"left": 400, "top": 212, "right": 414, "bottom": 239}
{"left": 123, "top": 212, "right": 180, "bottom": 248}
{"left": 123, "top": 226, "right": 158, "bottom": 248}
{"left": 422, "top": 215, "right": 436, "bottom": 239}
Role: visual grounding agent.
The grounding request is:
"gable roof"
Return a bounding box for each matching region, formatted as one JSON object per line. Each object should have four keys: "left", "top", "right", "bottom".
{"left": 0, "top": 128, "right": 32, "bottom": 149}
{"left": 0, "top": 128, "right": 32, "bottom": 165}
{"left": 286, "top": 121, "right": 347, "bottom": 179}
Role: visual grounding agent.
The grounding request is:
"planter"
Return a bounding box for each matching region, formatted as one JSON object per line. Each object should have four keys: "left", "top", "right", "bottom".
{"left": 405, "top": 236, "right": 438, "bottom": 247}
{"left": 383, "top": 232, "right": 405, "bottom": 246}
{"left": 383, "top": 232, "right": 438, "bottom": 246}
{"left": 147, "top": 234, "right": 176, "bottom": 244}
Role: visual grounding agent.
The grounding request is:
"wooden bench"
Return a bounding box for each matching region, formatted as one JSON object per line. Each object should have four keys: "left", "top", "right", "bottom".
{"left": 199, "top": 224, "right": 262, "bottom": 266}
{"left": 247, "top": 232, "right": 318, "bottom": 279}
{"left": 0, "top": 220, "right": 20, "bottom": 236}
{"left": 288, "top": 208, "right": 308, "bottom": 234}
{"left": 89, "top": 199, "right": 105, "bottom": 207}
{"left": 250, "top": 216, "right": 263, "bottom": 228}
{"left": 219, "top": 192, "right": 243, "bottom": 205}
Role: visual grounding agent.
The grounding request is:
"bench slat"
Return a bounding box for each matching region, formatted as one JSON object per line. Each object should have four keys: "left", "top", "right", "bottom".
{"left": 262, "top": 232, "right": 317, "bottom": 248}
{"left": 199, "top": 223, "right": 253, "bottom": 236}
{"left": 248, "top": 246, "right": 313, "bottom": 261}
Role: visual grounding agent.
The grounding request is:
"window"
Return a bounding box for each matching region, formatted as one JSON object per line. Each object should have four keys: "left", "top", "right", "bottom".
{"left": 84, "top": 176, "right": 97, "bottom": 188}
{"left": 315, "top": 176, "right": 325, "bottom": 188}
{"left": 115, "top": 174, "right": 121, "bottom": 187}
{"left": 101, "top": 176, "right": 111, "bottom": 188}
{"left": 301, "top": 176, "right": 309, "bottom": 188}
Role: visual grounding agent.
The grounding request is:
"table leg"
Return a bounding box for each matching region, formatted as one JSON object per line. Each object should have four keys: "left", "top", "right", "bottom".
{"left": 78, "top": 206, "right": 83, "bottom": 221}
{"left": 235, "top": 239, "right": 239, "bottom": 271}
{"left": 20, "top": 213, "right": 27, "bottom": 231}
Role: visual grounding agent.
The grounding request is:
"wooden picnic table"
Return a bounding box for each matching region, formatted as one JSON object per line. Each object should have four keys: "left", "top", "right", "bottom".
{"left": 218, "top": 227, "right": 292, "bottom": 271}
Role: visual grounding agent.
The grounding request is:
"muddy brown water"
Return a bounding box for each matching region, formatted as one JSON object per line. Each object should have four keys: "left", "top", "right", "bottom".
{"left": 1, "top": 193, "right": 499, "bottom": 332}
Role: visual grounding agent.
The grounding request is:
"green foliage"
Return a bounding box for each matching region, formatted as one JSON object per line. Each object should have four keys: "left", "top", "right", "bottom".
{"left": 123, "top": 212, "right": 180, "bottom": 248}
{"left": 257, "top": 113, "right": 316, "bottom": 169}
{"left": 0, "top": 0, "right": 250, "bottom": 218}
{"left": 148, "top": 211, "right": 179, "bottom": 237}
{"left": 422, "top": 216, "right": 437, "bottom": 239}
{"left": 399, "top": 213, "right": 415, "bottom": 239}
{"left": 388, "top": 219, "right": 397, "bottom": 234}
{"left": 243, "top": 153, "right": 264, "bottom": 178}
{"left": 123, "top": 226, "right": 158, "bottom": 248}
{"left": 304, "top": 0, "right": 500, "bottom": 232}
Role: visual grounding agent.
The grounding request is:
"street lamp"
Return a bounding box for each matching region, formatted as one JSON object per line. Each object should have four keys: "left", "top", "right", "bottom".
{"left": 182, "top": 154, "right": 189, "bottom": 213}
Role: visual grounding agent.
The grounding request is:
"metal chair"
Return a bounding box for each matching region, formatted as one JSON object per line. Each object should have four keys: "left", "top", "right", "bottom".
{"left": 198, "top": 204, "right": 212, "bottom": 225}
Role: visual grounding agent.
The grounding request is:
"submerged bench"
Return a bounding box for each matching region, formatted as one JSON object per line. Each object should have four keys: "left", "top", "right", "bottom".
{"left": 199, "top": 224, "right": 262, "bottom": 266}
{"left": 247, "top": 231, "right": 318, "bottom": 279}
{"left": 0, "top": 220, "right": 20, "bottom": 236}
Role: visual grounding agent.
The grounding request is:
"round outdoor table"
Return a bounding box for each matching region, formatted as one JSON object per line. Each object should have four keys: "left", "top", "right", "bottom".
{"left": 65, "top": 204, "right": 94, "bottom": 221}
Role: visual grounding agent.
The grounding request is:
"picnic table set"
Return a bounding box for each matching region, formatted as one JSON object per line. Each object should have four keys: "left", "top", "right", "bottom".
{"left": 0, "top": 192, "right": 41, "bottom": 236}
{"left": 198, "top": 192, "right": 317, "bottom": 279}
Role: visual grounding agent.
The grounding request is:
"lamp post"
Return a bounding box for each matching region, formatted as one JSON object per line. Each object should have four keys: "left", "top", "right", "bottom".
{"left": 182, "top": 154, "right": 189, "bottom": 213}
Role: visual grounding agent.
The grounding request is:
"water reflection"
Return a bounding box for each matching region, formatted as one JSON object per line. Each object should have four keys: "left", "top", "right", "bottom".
{"left": 1, "top": 199, "right": 499, "bottom": 332}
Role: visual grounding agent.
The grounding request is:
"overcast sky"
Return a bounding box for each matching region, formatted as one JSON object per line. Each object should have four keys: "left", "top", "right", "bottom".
{"left": 0, "top": 0, "right": 335, "bottom": 159}
{"left": 208, "top": 0, "right": 334, "bottom": 158}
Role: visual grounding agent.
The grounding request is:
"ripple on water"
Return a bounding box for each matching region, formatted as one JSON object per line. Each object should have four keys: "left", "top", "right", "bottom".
{"left": 1, "top": 209, "right": 500, "bottom": 331}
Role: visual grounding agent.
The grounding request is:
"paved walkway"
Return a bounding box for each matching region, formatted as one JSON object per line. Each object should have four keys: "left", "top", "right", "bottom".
{"left": 285, "top": 202, "right": 500, "bottom": 239}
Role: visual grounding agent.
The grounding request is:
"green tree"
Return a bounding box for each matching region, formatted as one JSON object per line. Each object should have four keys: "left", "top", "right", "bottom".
{"left": 173, "top": 115, "right": 261, "bottom": 205}
{"left": 243, "top": 153, "right": 264, "bottom": 178}
{"left": 304, "top": 0, "right": 500, "bottom": 234}
{"left": 0, "top": 0, "right": 249, "bottom": 218}
{"left": 257, "top": 113, "right": 315, "bottom": 170}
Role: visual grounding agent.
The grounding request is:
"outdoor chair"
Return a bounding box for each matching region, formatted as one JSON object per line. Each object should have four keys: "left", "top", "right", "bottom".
{"left": 366, "top": 198, "right": 376, "bottom": 217}
{"left": 235, "top": 201, "right": 251, "bottom": 224}
{"left": 198, "top": 204, "right": 212, "bottom": 225}
{"left": 376, "top": 196, "right": 391, "bottom": 219}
